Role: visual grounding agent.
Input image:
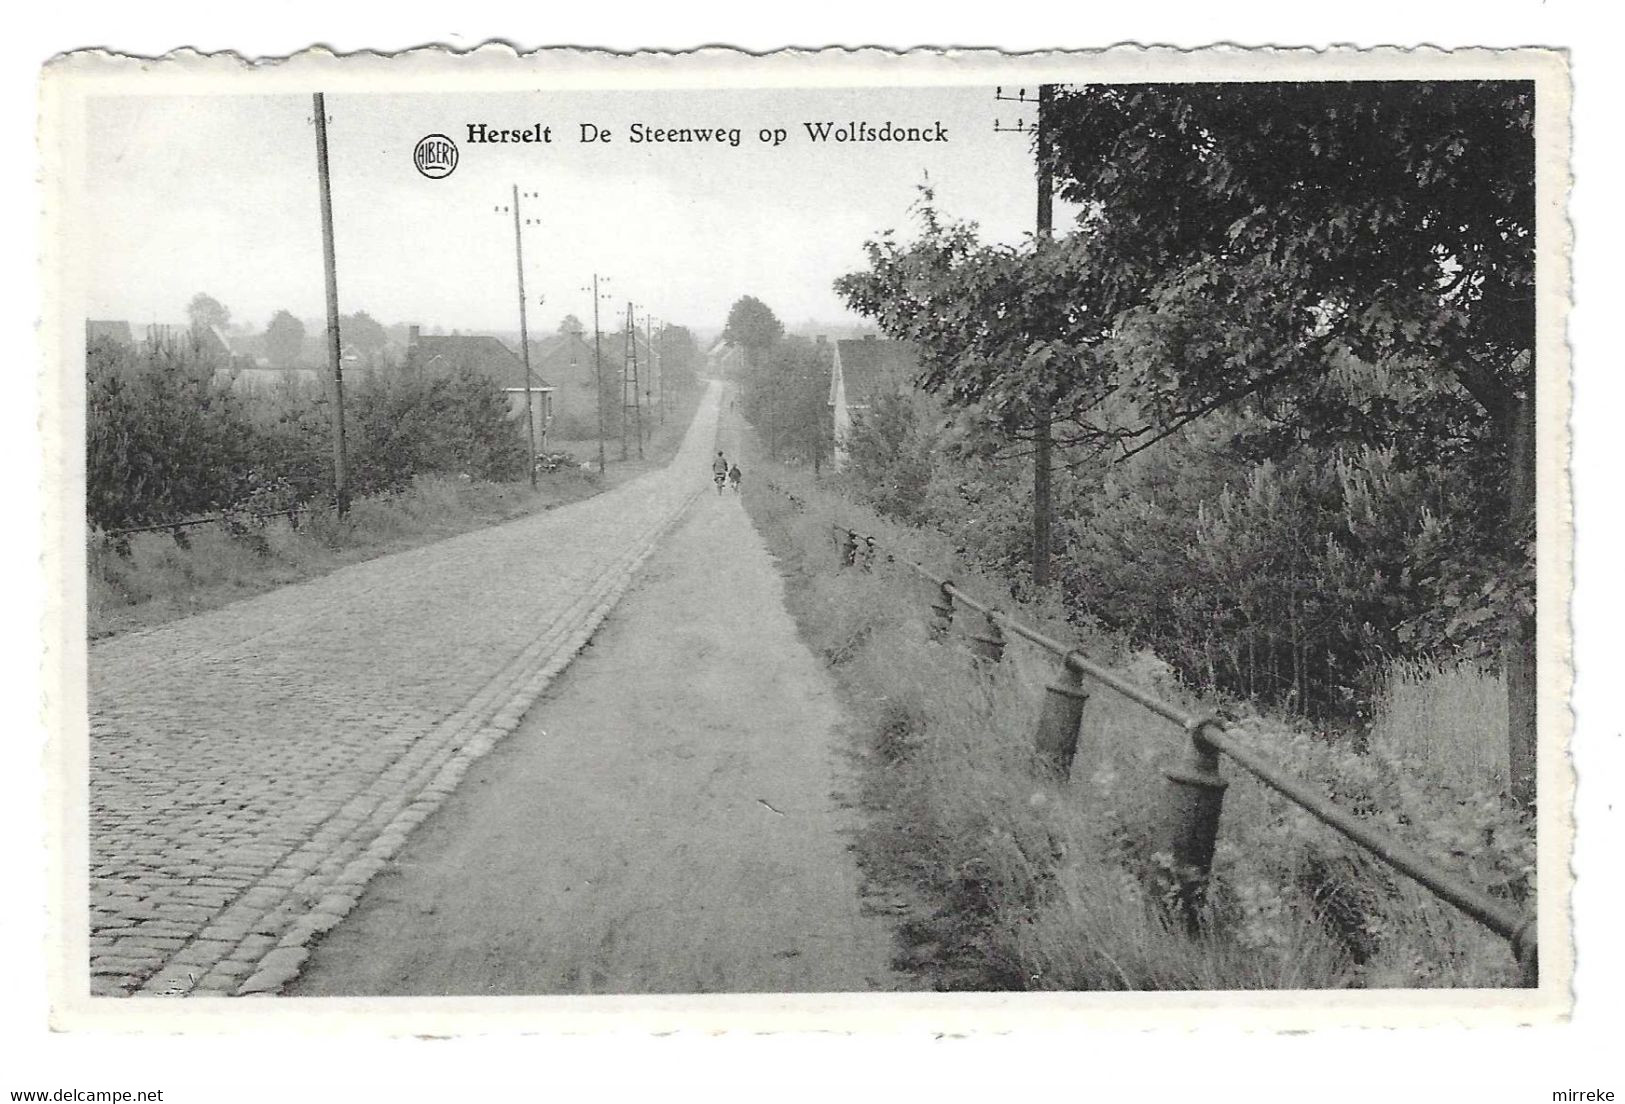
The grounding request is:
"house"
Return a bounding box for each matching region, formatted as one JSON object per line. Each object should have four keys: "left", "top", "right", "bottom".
{"left": 85, "top": 320, "right": 133, "bottom": 346}
{"left": 525, "top": 331, "right": 604, "bottom": 438}
{"left": 405, "top": 325, "right": 556, "bottom": 449}
{"left": 192, "top": 324, "right": 236, "bottom": 364}
{"left": 826, "top": 335, "right": 919, "bottom": 470}
{"left": 405, "top": 326, "right": 520, "bottom": 378}
{"left": 707, "top": 339, "right": 746, "bottom": 379}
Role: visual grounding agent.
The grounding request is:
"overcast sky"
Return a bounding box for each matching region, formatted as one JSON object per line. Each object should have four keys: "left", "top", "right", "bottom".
{"left": 82, "top": 86, "right": 1065, "bottom": 337}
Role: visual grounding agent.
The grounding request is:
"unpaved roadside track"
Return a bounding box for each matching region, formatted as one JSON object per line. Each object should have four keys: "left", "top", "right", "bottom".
{"left": 291, "top": 475, "right": 903, "bottom": 994}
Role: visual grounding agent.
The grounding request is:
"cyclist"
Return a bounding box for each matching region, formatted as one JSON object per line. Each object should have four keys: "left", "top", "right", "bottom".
{"left": 711, "top": 451, "right": 729, "bottom": 494}
{"left": 728, "top": 462, "right": 743, "bottom": 494}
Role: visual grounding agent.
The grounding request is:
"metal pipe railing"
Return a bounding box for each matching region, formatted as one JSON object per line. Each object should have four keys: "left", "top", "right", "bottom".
{"left": 761, "top": 478, "right": 1538, "bottom": 985}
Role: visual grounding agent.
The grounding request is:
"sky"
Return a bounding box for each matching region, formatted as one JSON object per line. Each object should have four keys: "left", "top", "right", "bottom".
{"left": 82, "top": 86, "right": 1069, "bottom": 338}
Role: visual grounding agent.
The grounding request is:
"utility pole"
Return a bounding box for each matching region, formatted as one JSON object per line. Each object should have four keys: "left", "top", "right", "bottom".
{"left": 509, "top": 184, "right": 538, "bottom": 488}
{"left": 583, "top": 275, "right": 612, "bottom": 474}
{"left": 996, "top": 83, "right": 1055, "bottom": 587}
{"left": 656, "top": 320, "right": 666, "bottom": 423}
{"left": 312, "top": 93, "right": 350, "bottom": 516}
{"left": 770, "top": 379, "right": 779, "bottom": 459}
{"left": 620, "top": 311, "right": 630, "bottom": 460}
{"left": 645, "top": 312, "right": 662, "bottom": 426}
{"left": 623, "top": 302, "right": 645, "bottom": 459}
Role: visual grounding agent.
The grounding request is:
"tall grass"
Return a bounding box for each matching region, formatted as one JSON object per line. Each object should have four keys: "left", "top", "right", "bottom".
{"left": 745, "top": 457, "right": 1532, "bottom": 991}
{"left": 1368, "top": 659, "right": 1508, "bottom": 790}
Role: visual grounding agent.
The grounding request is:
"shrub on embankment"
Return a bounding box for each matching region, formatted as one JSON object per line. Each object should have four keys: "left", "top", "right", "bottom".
{"left": 88, "top": 471, "right": 599, "bottom": 640}
{"left": 87, "top": 336, "right": 527, "bottom": 532}
{"left": 823, "top": 385, "right": 1522, "bottom": 744}
{"left": 744, "top": 462, "right": 1532, "bottom": 990}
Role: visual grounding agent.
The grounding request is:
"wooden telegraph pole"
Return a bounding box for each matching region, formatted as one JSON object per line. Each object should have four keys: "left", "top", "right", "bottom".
{"left": 588, "top": 276, "right": 607, "bottom": 474}
{"left": 655, "top": 317, "right": 666, "bottom": 425}
{"left": 646, "top": 312, "right": 661, "bottom": 426}
{"left": 623, "top": 302, "right": 645, "bottom": 460}
{"left": 312, "top": 92, "right": 350, "bottom": 517}
{"left": 510, "top": 185, "right": 538, "bottom": 488}
{"left": 995, "top": 83, "right": 1055, "bottom": 586}
{"left": 1034, "top": 84, "right": 1055, "bottom": 587}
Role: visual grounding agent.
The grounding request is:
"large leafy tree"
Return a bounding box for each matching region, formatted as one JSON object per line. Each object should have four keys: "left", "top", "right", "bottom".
{"left": 738, "top": 336, "right": 832, "bottom": 465}
{"left": 836, "top": 193, "right": 1113, "bottom": 450}
{"left": 722, "top": 295, "right": 784, "bottom": 370}
{"left": 264, "top": 310, "right": 306, "bottom": 369}
{"left": 1041, "top": 80, "right": 1537, "bottom": 806}
{"left": 657, "top": 324, "right": 700, "bottom": 393}
{"left": 186, "top": 292, "right": 230, "bottom": 332}
{"left": 1042, "top": 81, "right": 1532, "bottom": 464}
{"left": 839, "top": 81, "right": 1539, "bottom": 806}
{"left": 835, "top": 190, "right": 1114, "bottom": 590}
{"left": 340, "top": 310, "right": 388, "bottom": 360}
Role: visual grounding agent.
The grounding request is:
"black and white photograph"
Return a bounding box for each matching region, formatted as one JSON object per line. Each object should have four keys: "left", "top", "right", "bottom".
{"left": 40, "top": 45, "right": 1574, "bottom": 1039}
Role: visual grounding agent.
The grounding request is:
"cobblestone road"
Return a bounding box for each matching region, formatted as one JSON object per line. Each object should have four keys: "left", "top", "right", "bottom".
{"left": 87, "top": 384, "right": 721, "bottom": 997}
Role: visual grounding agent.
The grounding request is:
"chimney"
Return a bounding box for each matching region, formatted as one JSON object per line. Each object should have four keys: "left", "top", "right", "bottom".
{"left": 862, "top": 334, "right": 876, "bottom": 342}
{"left": 408, "top": 324, "right": 421, "bottom": 345}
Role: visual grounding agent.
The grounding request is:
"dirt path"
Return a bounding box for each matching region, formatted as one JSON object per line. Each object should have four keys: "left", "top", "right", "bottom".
{"left": 291, "top": 424, "right": 900, "bottom": 995}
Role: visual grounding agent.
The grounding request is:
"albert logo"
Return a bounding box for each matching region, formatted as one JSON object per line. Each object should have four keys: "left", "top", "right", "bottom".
{"left": 413, "top": 134, "right": 459, "bottom": 179}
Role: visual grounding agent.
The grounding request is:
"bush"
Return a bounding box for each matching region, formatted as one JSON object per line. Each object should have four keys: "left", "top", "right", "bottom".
{"left": 87, "top": 336, "right": 255, "bottom": 529}
{"left": 87, "top": 345, "right": 531, "bottom": 531}
{"left": 833, "top": 387, "right": 1511, "bottom": 730}
{"left": 745, "top": 456, "right": 1531, "bottom": 991}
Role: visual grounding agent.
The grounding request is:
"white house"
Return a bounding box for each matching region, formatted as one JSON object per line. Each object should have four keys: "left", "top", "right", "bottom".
{"left": 825, "top": 335, "right": 919, "bottom": 471}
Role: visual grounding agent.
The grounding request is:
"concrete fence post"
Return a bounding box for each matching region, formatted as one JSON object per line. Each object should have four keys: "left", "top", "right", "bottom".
{"left": 1033, "top": 661, "right": 1089, "bottom": 778}
{"left": 929, "top": 582, "right": 955, "bottom": 641}
{"left": 1155, "top": 717, "right": 1229, "bottom": 928}
{"left": 1513, "top": 920, "right": 1540, "bottom": 988}
{"left": 967, "top": 612, "right": 1006, "bottom": 664}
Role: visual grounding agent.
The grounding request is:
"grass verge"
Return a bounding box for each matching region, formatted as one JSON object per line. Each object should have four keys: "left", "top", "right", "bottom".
{"left": 740, "top": 448, "right": 1533, "bottom": 992}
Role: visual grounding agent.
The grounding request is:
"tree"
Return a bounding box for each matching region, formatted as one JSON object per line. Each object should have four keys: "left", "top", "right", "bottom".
{"left": 86, "top": 338, "right": 254, "bottom": 529}
{"left": 737, "top": 336, "right": 832, "bottom": 467}
{"left": 838, "top": 83, "right": 1538, "bottom": 806}
{"left": 557, "top": 314, "right": 586, "bottom": 337}
{"left": 658, "top": 324, "right": 700, "bottom": 394}
{"left": 1038, "top": 81, "right": 1536, "bottom": 807}
{"left": 722, "top": 295, "right": 784, "bottom": 370}
{"left": 265, "top": 310, "right": 306, "bottom": 369}
{"left": 836, "top": 188, "right": 1114, "bottom": 589}
{"left": 341, "top": 310, "right": 387, "bottom": 360}
{"left": 186, "top": 293, "right": 230, "bottom": 333}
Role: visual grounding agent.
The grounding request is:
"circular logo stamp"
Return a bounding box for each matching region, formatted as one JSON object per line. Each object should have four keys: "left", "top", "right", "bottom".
{"left": 413, "top": 134, "right": 459, "bottom": 179}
